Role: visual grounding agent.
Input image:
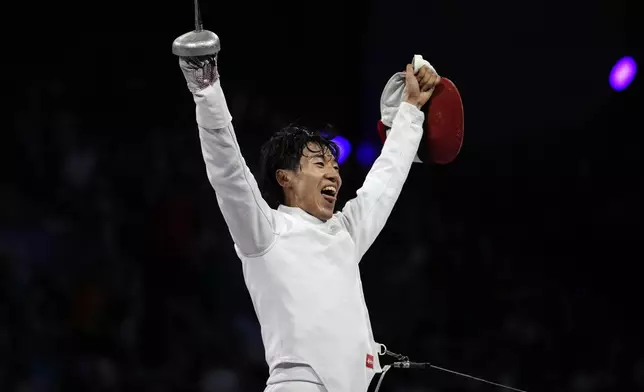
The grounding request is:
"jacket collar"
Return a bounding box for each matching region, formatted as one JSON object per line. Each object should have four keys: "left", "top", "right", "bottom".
{"left": 277, "top": 204, "right": 326, "bottom": 225}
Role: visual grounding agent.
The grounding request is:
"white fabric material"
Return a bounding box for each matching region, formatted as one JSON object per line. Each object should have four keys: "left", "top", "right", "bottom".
{"left": 193, "top": 79, "right": 424, "bottom": 392}
{"left": 379, "top": 54, "right": 436, "bottom": 164}
{"left": 267, "top": 363, "right": 322, "bottom": 384}
{"left": 265, "top": 381, "right": 328, "bottom": 392}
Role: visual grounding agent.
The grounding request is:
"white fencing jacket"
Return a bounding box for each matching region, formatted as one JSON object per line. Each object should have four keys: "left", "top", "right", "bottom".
{"left": 193, "top": 79, "right": 424, "bottom": 392}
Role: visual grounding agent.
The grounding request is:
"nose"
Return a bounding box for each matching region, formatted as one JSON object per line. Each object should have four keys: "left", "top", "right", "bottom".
{"left": 324, "top": 168, "right": 341, "bottom": 185}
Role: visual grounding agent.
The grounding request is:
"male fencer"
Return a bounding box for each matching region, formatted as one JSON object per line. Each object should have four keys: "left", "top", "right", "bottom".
{"left": 178, "top": 55, "right": 440, "bottom": 392}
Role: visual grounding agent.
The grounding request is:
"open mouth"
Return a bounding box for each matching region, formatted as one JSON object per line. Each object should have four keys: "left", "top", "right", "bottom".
{"left": 320, "top": 186, "right": 337, "bottom": 202}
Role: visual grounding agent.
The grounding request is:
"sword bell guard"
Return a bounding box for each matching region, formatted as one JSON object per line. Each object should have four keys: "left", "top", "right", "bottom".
{"left": 172, "top": 30, "right": 220, "bottom": 57}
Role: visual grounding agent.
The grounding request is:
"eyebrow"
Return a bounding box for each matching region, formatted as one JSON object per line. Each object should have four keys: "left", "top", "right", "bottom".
{"left": 307, "top": 152, "right": 326, "bottom": 159}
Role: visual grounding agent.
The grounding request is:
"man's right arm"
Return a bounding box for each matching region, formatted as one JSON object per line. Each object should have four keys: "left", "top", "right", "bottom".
{"left": 185, "top": 61, "right": 277, "bottom": 257}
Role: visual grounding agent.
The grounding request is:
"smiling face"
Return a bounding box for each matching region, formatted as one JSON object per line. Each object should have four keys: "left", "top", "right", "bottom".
{"left": 277, "top": 142, "right": 342, "bottom": 221}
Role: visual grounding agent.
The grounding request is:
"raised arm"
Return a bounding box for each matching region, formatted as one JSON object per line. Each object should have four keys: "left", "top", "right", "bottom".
{"left": 338, "top": 64, "right": 440, "bottom": 259}
{"left": 180, "top": 56, "right": 277, "bottom": 257}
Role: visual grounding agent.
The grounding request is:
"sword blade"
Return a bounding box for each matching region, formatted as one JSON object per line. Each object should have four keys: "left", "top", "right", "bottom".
{"left": 194, "top": 0, "right": 203, "bottom": 31}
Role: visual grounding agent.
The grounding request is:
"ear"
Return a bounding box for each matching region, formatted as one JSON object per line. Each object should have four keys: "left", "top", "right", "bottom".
{"left": 275, "top": 169, "right": 292, "bottom": 189}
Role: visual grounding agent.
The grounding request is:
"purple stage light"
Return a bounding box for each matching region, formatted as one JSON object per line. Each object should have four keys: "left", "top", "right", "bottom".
{"left": 331, "top": 136, "right": 352, "bottom": 164}
{"left": 356, "top": 141, "right": 378, "bottom": 167}
{"left": 609, "top": 56, "right": 637, "bottom": 91}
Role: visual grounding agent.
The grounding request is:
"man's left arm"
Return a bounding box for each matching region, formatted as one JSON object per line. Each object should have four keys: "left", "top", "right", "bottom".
{"left": 338, "top": 102, "right": 424, "bottom": 258}
{"left": 337, "top": 63, "right": 439, "bottom": 259}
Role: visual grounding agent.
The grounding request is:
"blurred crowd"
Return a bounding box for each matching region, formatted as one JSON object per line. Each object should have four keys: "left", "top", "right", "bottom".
{"left": 2, "top": 76, "right": 642, "bottom": 392}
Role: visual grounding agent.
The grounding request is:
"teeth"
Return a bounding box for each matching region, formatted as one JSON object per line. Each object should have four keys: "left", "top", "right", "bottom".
{"left": 322, "top": 186, "right": 336, "bottom": 195}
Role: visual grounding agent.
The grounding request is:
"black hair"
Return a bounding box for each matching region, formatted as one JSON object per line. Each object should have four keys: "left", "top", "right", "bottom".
{"left": 258, "top": 125, "right": 340, "bottom": 207}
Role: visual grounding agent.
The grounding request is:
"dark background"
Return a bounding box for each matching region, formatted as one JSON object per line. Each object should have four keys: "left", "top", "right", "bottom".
{"left": 2, "top": 0, "right": 643, "bottom": 391}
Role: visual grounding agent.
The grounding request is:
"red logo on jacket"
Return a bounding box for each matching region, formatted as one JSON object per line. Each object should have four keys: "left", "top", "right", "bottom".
{"left": 366, "top": 354, "right": 374, "bottom": 369}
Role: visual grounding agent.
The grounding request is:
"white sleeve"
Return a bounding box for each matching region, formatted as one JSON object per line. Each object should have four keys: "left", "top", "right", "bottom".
{"left": 337, "top": 102, "right": 425, "bottom": 259}
{"left": 194, "top": 79, "right": 277, "bottom": 257}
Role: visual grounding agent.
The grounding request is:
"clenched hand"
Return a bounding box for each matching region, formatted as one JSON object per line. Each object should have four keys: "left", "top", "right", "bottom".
{"left": 404, "top": 64, "right": 441, "bottom": 109}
